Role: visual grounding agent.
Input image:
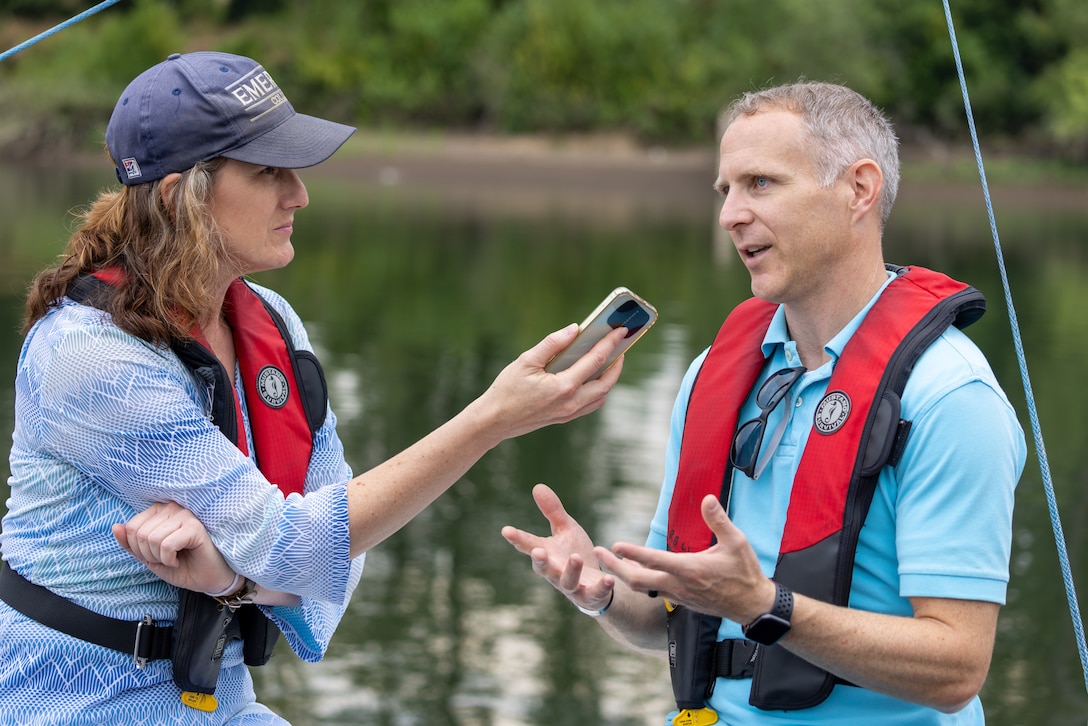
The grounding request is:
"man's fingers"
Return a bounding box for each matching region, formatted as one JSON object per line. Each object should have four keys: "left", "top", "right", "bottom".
{"left": 556, "top": 552, "right": 586, "bottom": 592}
{"left": 595, "top": 543, "right": 673, "bottom": 596}
{"left": 606, "top": 541, "right": 674, "bottom": 570}
{"left": 500, "top": 525, "right": 541, "bottom": 555}
{"left": 531, "top": 483, "right": 575, "bottom": 531}
{"left": 700, "top": 494, "right": 739, "bottom": 543}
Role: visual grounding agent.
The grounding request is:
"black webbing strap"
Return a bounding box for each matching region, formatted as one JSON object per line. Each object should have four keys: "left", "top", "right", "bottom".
{"left": 713, "top": 638, "right": 758, "bottom": 679}
{"left": 712, "top": 638, "right": 856, "bottom": 687}
{"left": 0, "top": 564, "right": 173, "bottom": 666}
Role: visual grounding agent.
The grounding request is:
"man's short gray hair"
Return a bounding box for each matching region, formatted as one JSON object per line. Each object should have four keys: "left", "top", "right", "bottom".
{"left": 722, "top": 81, "right": 900, "bottom": 228}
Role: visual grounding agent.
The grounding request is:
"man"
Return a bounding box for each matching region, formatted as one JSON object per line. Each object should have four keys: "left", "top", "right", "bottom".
{"left": 502, "top": 81, "right": 1026, "bottom": 724}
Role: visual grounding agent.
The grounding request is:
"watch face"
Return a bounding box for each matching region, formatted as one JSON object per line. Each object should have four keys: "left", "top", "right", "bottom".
{"left": 744, "top": 613, "right": 791, "bottom": 646}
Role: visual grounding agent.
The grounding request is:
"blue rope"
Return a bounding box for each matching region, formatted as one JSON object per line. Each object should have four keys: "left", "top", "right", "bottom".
{"left": 0, "top": 0, "right": 124, "bottom": 64}
{"left": 942, "top": 0, "right": 1088, "bottom": 692}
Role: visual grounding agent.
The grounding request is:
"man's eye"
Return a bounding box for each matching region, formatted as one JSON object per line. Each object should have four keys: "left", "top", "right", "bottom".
{"left": 755, "top": 177, "right": 769, "bottom": 188}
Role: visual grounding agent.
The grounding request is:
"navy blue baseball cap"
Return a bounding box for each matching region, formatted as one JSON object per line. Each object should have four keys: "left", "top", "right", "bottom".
{"left": 105, "top": 51, "right": 355, "bottom": 185}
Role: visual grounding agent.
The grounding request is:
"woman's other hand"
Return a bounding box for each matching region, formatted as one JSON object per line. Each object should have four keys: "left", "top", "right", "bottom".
{"left": 112, "top": 501, "right": 236, "bottom": 595}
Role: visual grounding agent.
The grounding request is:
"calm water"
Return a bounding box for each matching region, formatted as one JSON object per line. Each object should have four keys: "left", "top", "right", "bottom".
{"left": 0, "top": 157, "right": 1086, "bottom": 725}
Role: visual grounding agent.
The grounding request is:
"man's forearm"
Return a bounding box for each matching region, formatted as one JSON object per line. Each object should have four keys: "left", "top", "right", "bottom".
{"left": 781, "top": 595, "right": 999, "bottom": 713}
{"left": 594, "top": 584, "right": 670, "bottom": 656}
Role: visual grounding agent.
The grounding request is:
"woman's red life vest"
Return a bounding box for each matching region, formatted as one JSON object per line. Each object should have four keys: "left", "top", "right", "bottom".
{"left": 66, "top": 271, "right": 331, "bottom": 668}
{"left": 665, "top": 265, "right": 986, "bottom": 711}
{"left": 71, "top": 271, "right": 328, "bottom": 497}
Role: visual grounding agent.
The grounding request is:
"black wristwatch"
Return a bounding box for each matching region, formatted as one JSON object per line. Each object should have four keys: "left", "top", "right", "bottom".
{"left": 742, "top": 580, "right": 793, "bottom": 646}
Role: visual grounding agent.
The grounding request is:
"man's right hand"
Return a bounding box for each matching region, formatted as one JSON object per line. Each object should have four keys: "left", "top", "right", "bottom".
{"left": 501, "top": 483, "right": 615, "bottom": 614}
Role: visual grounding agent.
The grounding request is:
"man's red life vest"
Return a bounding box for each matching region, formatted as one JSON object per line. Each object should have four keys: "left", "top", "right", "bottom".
{"left": 665, "top": 265, "right": 986, "bottom": 711}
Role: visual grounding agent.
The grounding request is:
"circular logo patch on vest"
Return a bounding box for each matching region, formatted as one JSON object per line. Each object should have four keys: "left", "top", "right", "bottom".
{"left": 814, "top": 390, "right": 850, "bottom": 434}
{"left": 256, "top": 365, "right": 290, "bottom": 409}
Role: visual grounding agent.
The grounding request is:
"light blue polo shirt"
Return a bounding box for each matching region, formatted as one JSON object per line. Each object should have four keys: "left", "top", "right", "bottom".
{"left": 646, "top": 272, "right": 1026, "bottom": 724}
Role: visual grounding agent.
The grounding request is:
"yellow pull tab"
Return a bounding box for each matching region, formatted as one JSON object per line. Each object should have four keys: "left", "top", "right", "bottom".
{"left": 180, "top": 691, "right": 219, "bottom": 712}
{"left": 672, "top": 708, "right": 719, "bottom": 726}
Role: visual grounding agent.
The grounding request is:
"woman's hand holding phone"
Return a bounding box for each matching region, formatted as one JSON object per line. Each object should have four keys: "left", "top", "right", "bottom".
{"left": 466, "top": 323, "right": 627, "bottom": 444}
{"left": 458, "top": 287, "right": 657, "bottom": 446}
{"left": 545, "top": 287, "right": 659, "bottom": 381}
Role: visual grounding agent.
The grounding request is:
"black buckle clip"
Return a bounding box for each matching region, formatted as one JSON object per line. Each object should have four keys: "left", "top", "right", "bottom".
{"left": 133, "top": 614, "right": 154, "bottom": 669}
{"left": 713, "top": 638, "right": 757, "bottom": 679}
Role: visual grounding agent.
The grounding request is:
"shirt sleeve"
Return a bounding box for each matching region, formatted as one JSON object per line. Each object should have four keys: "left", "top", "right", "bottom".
{"left": 892, "top": 368, "right": 1026, "bottom": 604}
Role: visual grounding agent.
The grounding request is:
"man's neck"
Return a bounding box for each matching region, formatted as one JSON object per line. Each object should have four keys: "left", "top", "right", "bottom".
{"left": 784, "top": 263, "right": 889, "bottom": 369}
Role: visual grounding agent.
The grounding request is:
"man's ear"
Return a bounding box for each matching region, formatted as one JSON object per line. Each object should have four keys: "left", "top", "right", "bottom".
{"left": 159, "top": 172, "right": 182, "bottom": 214}
{"left": 847, "top": 158, "right": 883, "bottom": 223}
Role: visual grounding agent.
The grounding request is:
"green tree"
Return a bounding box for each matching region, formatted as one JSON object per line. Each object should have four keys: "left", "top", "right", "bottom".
{"left": 3, "top": 0, "right": 1088, "bottom": 155}
{"left": 478, "top": 0, "right": 683, "bottom": 135}
{"left": 0, "top": 0, "right": 183, "bottom": 157}
{"left": 1030, "top": 0, "right": 1088, "bottom": 156}
{"left": 867, "top": 0, "right": 1071, "bottom": 147}
{"left": 264, "top": 0, "right": 490, "bottom": 126}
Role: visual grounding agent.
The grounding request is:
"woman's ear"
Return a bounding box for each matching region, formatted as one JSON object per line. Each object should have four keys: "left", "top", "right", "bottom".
{"left": 159, "top": 172, "right": 182, "bottom": 214}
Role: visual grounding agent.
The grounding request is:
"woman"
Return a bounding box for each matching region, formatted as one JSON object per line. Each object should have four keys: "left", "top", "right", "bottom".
{"left": 0, "top": 51, "right": 624, "bottom": 724}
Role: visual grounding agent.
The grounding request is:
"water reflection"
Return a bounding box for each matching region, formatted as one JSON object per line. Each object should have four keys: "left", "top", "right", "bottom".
{"left": 1, "top": 158, "right": 1086, "bottom": 725}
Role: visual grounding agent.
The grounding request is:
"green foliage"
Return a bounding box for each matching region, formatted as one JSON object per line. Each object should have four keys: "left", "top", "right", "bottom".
{"left": 655, "top": 0, "right": 889, "bottom": 139}
{"left": 478, "top": 0, "right": 681, "bottom": 135}
{"left": 1, "top": 0, "right": 89, "bottom": 18}
{"left": 268, "top": 0, "right": 492, "bottom": 126}
{"left": 0, "top": 0, "right": 184, "bottom": 156}
{"left": 1037, "top": 49, "right": 1088, "bottom": 154}
{"left": 2, "top": 0, "right": 1088, "bottom": 155}
{"left": 1029, "top": 0, "right": 1088, "bottom": 153}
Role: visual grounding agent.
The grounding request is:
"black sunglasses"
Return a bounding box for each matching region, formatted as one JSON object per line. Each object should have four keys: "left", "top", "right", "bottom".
{"left": 730, "top": 366, "right": 806, "bottom": 479}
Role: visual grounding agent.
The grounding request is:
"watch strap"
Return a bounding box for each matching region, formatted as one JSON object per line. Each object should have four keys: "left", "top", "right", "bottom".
{"left": 767, "top": 581, "right": 793, "bottom": 621}
{"left": 742, "top": 580, "right": 793, "bottom": 643}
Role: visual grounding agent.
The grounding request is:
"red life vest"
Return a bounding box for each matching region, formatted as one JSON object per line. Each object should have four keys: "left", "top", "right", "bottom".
{"left": 53, "top": 272, "right": 330, "bottom": 674}
{"left": 73, "top": 271, "right": 327, "bottom": 497}
{"left": 666, "top": 265, "right": 985, "bottom": 711}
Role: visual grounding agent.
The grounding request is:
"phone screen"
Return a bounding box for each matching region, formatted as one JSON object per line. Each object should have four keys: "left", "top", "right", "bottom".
{"left": 544, "top": 287, "right": 659, "bottom": 380}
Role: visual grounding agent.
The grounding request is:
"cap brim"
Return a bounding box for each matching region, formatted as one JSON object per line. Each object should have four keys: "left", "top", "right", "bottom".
{"left": 220, "top": 112, "right": 355, "bottom": 169}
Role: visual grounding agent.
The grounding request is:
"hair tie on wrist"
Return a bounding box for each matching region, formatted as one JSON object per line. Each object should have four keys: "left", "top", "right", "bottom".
{"left": 204, "top": 572, "right": 241, "bottom": 598}
{"left": 575, "top": 589, "right": 615, "bottom": 617}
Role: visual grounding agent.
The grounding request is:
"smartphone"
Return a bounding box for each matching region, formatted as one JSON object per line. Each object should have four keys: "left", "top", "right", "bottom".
{"left": 544, "top": 286, "right": 659, "bottom": 380}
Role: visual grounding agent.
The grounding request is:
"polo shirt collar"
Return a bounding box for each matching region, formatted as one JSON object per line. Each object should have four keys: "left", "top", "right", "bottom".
{"left": 758, "top": 269, "right": 898, "bottom": 365}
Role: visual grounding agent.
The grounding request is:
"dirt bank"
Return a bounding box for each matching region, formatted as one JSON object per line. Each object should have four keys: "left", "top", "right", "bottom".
{"left": 315, "top": 131, "right": 1088, "bottom": 212}
{"left": 48, "top": 130, "right": 1088, "bottom": 213}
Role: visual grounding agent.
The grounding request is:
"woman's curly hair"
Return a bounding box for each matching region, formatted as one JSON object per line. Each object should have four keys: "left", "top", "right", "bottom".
{"left": 23, "top": 157, "right": 228, "bottom": 344}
